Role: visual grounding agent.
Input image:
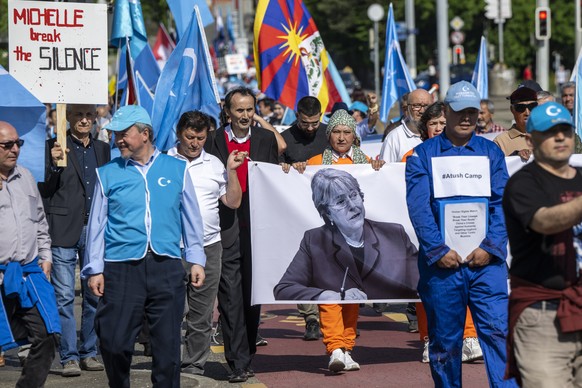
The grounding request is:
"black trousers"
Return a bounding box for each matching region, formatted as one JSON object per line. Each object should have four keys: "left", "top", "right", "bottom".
{"left": 2, "top": 291, "right": 57, "bottom": 388}
{"left": 95, "top": 253, "right": 186, "bottom": 388}
{"left": 217, "top": 230, "right": 260, "bottom": 371}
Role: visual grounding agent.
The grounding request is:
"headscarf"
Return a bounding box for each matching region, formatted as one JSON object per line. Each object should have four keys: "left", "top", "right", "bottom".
{"left": 322, "top": 109, "right": 368, "bottom": 164}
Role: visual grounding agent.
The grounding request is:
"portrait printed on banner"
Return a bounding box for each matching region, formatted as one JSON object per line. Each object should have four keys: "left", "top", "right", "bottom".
{"left": 273, "top": 168, "right": 419, "bottom": 302}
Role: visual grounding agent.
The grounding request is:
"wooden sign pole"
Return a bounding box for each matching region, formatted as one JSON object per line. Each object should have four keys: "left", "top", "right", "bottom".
{"left": 56, "top": 103, "right": 67, "bottom": 167}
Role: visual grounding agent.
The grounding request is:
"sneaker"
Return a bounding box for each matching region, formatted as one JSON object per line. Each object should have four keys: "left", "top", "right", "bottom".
{"left": 228, "top": 368, "right": 248, "bottom": 383}
{"left": 462, "top": 337, "right": 483, "bottom": 363}
{"left": 244, "top": 367, "right": 255, "bottom": 377}
{"left": 211, "top": 322, "right": 223, "bottom": 346}
{"left": 422, "top": 338, "right": 430, "bottom": 363}
{"left": 0, "top": 354, "right": 5, "bottom": 367}
{"left": 343, "top": 351, "right": 360, "bottom": 371}
{"left": 62, "top": 360, "right": 82, "bottom": 377}
{"left": 408, "top": 319, "right": 419, "bottom": 333}
{"left": 256, "top": 333, "right": 268, "bottom": 346}
{"left": 80, "top": 357, "right": 104, "bottom": 371}
{"left": 303, "top": 320, "right": 320, "bottom": 341}
{"left": 328, "top": 348, "right": 346, "bottom": 373}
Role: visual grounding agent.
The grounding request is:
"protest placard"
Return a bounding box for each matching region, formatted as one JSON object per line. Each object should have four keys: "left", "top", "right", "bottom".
{"left": 8, "top": 0, "right": 108, "bottom": 104}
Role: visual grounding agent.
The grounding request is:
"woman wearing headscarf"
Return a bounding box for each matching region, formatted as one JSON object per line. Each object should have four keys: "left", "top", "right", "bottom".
{"left": 278, "top": 110, "right": 418, "bottom": 373}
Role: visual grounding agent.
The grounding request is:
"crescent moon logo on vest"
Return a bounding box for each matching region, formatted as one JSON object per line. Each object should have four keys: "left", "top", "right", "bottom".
{"left": 546, "top": 105, "right": 561, "bottom": 117}
{"left": 158, "top": 177, "right": 171, "bottom": 187}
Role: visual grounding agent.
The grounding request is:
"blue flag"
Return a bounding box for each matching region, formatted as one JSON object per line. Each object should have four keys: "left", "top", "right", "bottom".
{"left": 380, "top": 3, "right": 416, "bottom": 123}
{"left": 0, "top": 66, "right": 46, "bottom": 182}
{"left": 167, "top": 0, "right": 214, "bottom": 40}
{"left": 152, "top": 6, "right": 220, "bottom": 151}
{"left": 471, "top": 36, "right": 489, "bottom": 99}
{"left": 111, "top": 0, "right": 160, "bottom": 97}
{"left": 575, "top": 51, "right": 582, "bottom": 137}
{"left": 328, "top": 55, "right": 352, "bottom": 106}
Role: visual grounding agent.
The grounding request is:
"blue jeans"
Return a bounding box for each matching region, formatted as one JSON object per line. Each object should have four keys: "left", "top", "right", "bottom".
{"left": 51, "top": 226, "right": 99, "bottom": 363}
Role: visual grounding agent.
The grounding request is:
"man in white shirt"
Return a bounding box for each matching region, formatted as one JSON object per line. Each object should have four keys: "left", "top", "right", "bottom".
{"left": 380, "top": 89, "right": 432, "bottom": 163}
{"left": 167, "top": 111, "right": 245, "bottom": 376}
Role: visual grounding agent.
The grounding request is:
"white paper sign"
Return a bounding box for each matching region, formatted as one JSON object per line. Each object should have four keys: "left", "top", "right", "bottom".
{"left": 225, "top": 53, "right": 248, "bottom": 75}
{"left": 441, "top": 200, "right": 488, "bottom": 262}
{"left": 8, "top": 0, "right": 108, "bottom": 104}
{"left": 432, "top": 156, "right": 491, "bottom": 198}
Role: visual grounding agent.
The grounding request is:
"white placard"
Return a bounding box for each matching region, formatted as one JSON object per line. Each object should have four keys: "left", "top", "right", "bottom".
{"left": 441, "top": 200, "right": 488, "bottom": 262}
{"left": 8, "top": 0, "right": 108, "bottom": 104}
{"left": 224, "top": 53, "right": 248, "bottom": 75}
{"left": 432, "top": 156, "right": 491, "bottom": 198}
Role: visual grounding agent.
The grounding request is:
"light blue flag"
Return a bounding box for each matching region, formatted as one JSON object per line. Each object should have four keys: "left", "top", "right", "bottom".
{"left": 111, "top": 0, "right": 160, "bottom": 94}
{"left": 136, "top": 71, "right": 154, "bottom": 116}
{"left": 380, "top": 3, "right": 416, "bottom": 123}
{"left": 167, "top": 0, "right": 214, "bottom": 40}
{"left": 328, "top": 55, "right": 352, "bottom": 106}
{"left": 575, "top": 56, "right": 582, "bottom": 138}
{"left": 471, "top": 36, "right": 488, "bottom": 99}
{"left": 0, "top": 66, "right": 46, "bottom": 182}
{"left": 152, "top": 6, "right": 221, "bottom": 151}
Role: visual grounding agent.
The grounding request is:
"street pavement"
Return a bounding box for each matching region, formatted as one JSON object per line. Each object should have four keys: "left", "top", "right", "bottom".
{"left": 1, "top": 299, "right": 490, "bottom": 387}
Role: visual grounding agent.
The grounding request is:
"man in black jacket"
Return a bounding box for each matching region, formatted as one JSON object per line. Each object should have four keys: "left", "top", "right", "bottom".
{"left": 38, "top": 104, "right": 110, "bottom": 377}
{"left": 204, "top": 87, "right": 278, "bottom": 383}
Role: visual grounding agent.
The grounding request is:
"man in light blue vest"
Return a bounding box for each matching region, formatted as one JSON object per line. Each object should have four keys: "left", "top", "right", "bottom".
{"left": 81, "top": 105, "right": 206, "bottom": 387}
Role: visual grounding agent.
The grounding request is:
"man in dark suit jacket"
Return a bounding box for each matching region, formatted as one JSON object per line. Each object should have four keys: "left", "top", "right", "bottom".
{"left": 204, "top": 87, "right": 278, "bottom": 383}
{"left": 38, "top": 104, "right": 110, "bottom": 377}
{"left": 274, "top": 220, "right": 419, "bottom": 301}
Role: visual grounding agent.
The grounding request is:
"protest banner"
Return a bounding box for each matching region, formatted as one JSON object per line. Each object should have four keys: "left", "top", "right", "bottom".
{"left": 249, "top": 155, "right": 582, "bottom": 305}
{"left": 8, "top": 0, "right": 108, "bottom": 105}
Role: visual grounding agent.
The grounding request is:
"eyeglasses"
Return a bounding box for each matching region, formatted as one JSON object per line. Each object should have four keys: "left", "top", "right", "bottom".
{"left": 513, "top": 102, "right": 538, "bottom": 113}
{"left": 328, "top": 190, "right": 360, "bottom": 211}
{"left": 0, "top": 139, "right": 24, "bottom": 150}
{"left": 410, "top": 103, "right": 429, "bottom": 111}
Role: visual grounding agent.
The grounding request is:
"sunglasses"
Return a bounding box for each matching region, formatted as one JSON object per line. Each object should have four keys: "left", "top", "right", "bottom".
{"left": 0, "top": 139, "right": 24, "bottom": 150}
{"left": 513, "top": 102, "right": 538, "bottom": 113}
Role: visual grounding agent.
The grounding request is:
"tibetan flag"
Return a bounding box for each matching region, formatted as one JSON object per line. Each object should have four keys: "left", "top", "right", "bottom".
{"left": 253, "top": 0, "right": 341, "bottom": 112}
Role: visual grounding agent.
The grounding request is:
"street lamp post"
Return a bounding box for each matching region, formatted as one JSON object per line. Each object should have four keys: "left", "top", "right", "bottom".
{"left": 368, "top": 4, "right": 385, "bottom": 98}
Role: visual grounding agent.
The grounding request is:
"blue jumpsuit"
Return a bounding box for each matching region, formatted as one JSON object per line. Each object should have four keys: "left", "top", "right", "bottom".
{"left": 405, "top": 132, "right": 516, "bottom": 387}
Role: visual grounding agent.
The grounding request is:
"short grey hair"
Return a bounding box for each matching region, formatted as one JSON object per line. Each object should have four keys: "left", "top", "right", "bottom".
{"left": 537, "top": 90, "right": 555, "bottom": 102}
{"left": 480, "top": 99, "right": 495, "bottom": 114}
{"left": 562, "top": 81, "right": 576, "bottom": 94}
{"left": 311, "top": 169, "right": 364, "bottom": 226}
{"left": 134, "top": 122, "right": 154, "bottom": 142}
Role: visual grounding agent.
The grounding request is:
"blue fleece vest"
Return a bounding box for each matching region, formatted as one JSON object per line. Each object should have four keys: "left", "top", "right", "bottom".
{"left": 98, "top": 154, "right": 186, "bottom": 261}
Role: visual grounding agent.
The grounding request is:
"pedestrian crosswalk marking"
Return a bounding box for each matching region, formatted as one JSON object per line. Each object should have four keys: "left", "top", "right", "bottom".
{"left": 384, "top": 312, "right": 408, "bottom": 322}
{"left": 210, "top": 345, "right": 224, "bottom": 353}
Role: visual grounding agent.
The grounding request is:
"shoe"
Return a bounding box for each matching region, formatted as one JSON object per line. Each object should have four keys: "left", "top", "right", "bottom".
{"left": 143, "top": 343, "right": 152, "bottom": 357}
{"left": 245, "top": 367, "right": 255, "bottom": 377}
{"left": 303, "top": 320, "right": 320, "bottom": 341}
{"left": 228, "top": 368, "right": 248, "bottom": 383}
{"left": 211, "top": 321, "right": 223, "bottom": 346}
{"left": 256, "top": 333, "right": 268, "bottom": 346}
{"left": 408, "top": 319, "right": 419, "bottom": 333}
{"left": 328, "top": 348, "right": 346, "bottom": 373}
{"left": 343, "top": 351, "right": 360, "bottom": 371}
{"left": 422, "top": 338, "right": 430, "bottom": 363}
{"left": 62, "top": 360, "right": 82, "bottom": 377}
{"left": 0, "top": 354, "right": 5, "bottom": 367}
{"left": 80, "top": 357, "right": 104, "bottom": 371}
{"left": 462, "top": 337, "right": 483, "bottom": 363}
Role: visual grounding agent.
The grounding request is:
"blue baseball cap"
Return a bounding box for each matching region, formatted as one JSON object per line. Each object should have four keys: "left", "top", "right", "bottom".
{"left": 444, "top": 81, "right": 481, "bottom": 112}
{"left": 526, "top": 102, "right": 574, "bottom": 133}
{"left": 349, "top": 101, "right": 369, "bottom": 115}
{"left": 104, "top": 105, "right": 152, "bottom": 132}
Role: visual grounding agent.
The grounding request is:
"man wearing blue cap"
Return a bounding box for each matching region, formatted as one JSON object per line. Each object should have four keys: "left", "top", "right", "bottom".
{"left": 81, "top": 105, "right": 206, "bottom": 387}
{"left": 349, "top": 95, "right": 378, "bottom": 141}
{"left": 406, "top": 81, "right": 515, "bottom": 387}
{"left": 503, "top": 102, "right": 582, "bottom": 386}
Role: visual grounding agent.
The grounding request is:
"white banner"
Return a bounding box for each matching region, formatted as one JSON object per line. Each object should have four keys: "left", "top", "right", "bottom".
{"left": 8, "top": 0, "right": 108, "bottom": 104}
{"left": 249, "top": 155, "right": 582, "bottom": 305}
{"left": 250, "top": 163, "right": 419, "bottom": 305}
